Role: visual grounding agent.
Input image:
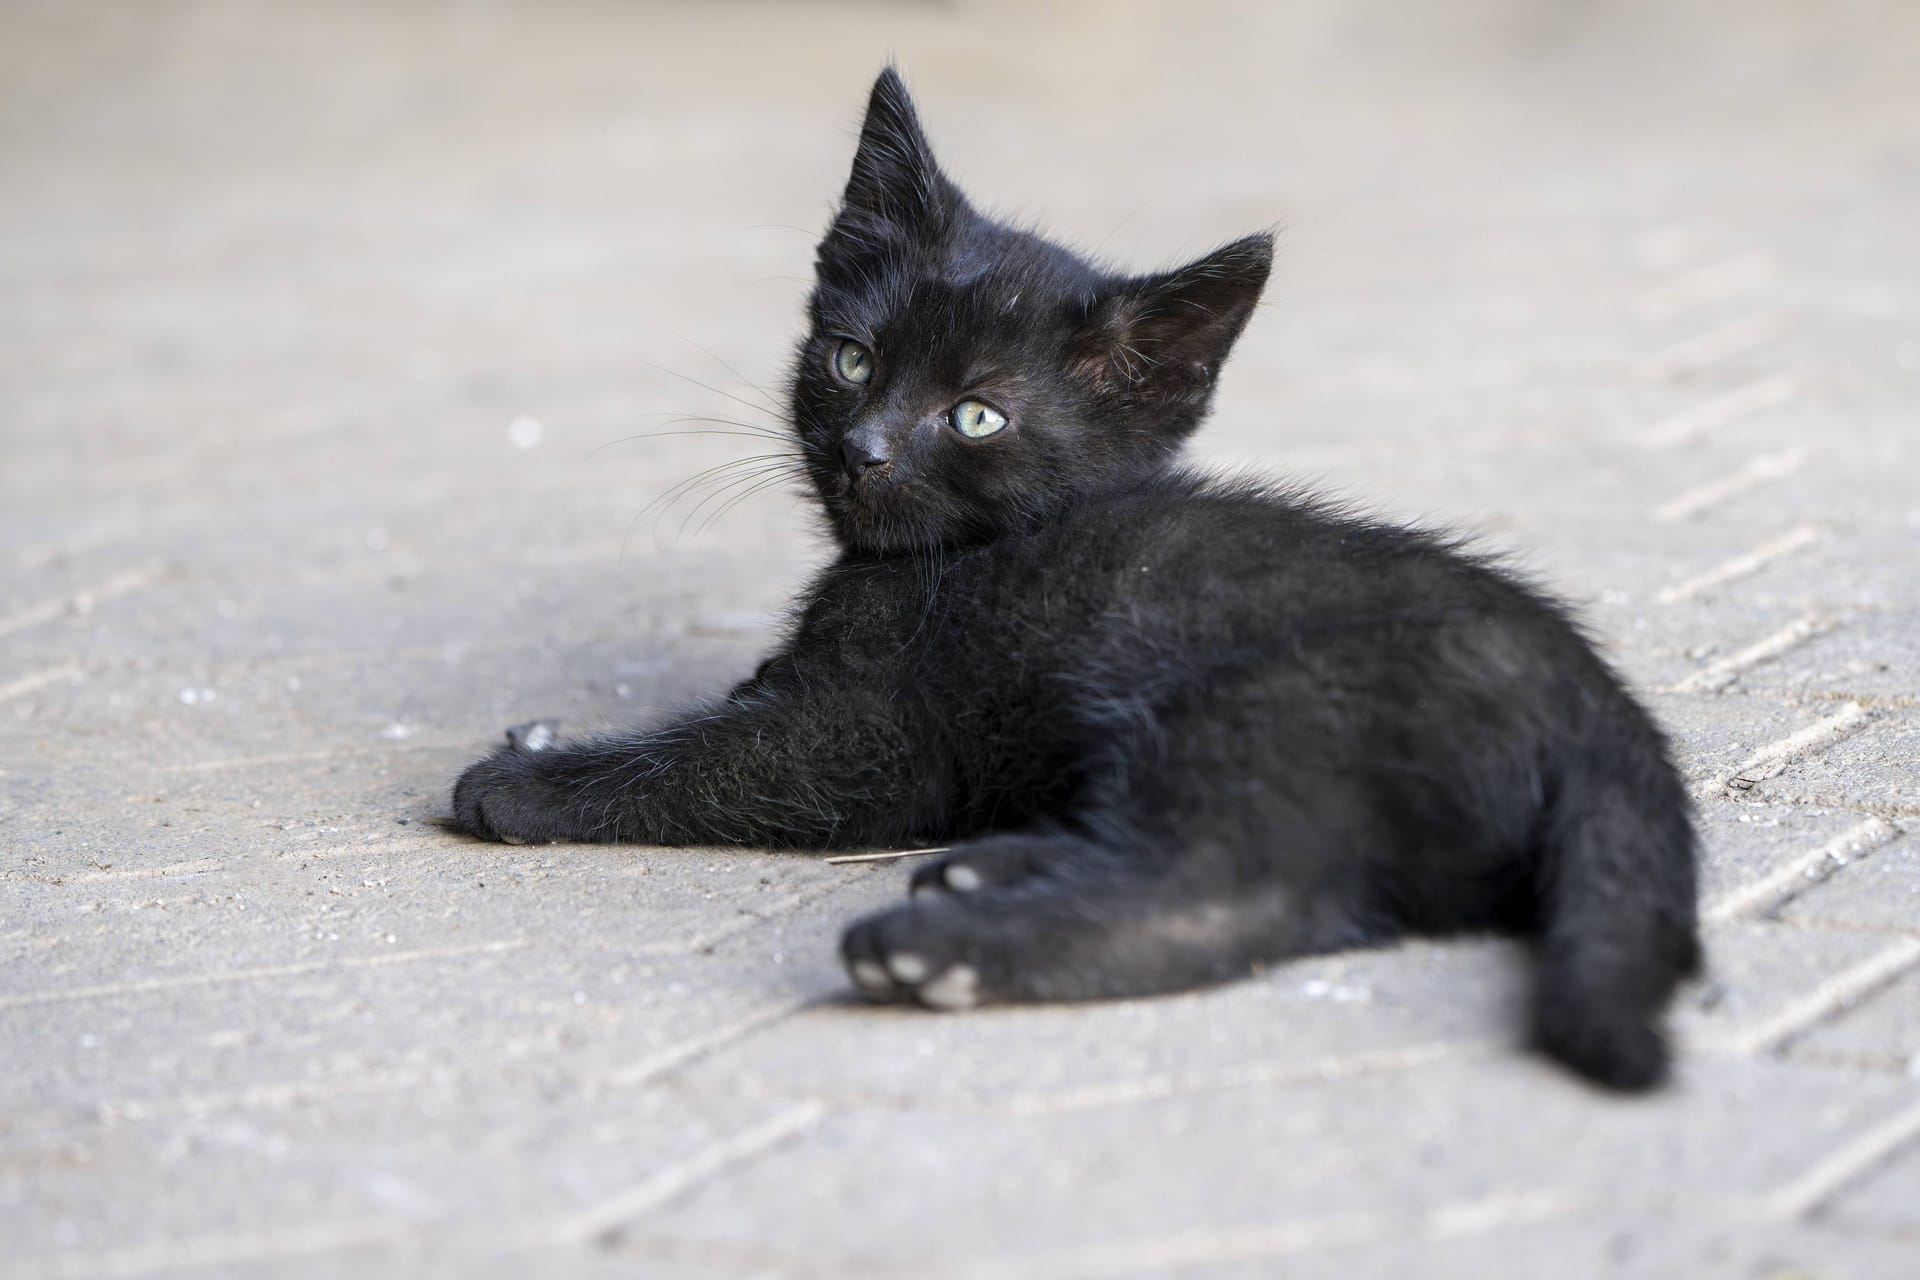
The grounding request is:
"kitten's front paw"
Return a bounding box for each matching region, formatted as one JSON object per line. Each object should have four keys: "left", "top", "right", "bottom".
{"left": 504, "top": 719, "right": 561, "bottom": 753}
{"left": 451, "top": 747, "right": 557, "bottom": 845}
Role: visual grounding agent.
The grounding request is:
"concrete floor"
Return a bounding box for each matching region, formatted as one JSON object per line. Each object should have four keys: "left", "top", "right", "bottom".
{"left": 4, "top": 2, "right": 1918, "bottom": 1276}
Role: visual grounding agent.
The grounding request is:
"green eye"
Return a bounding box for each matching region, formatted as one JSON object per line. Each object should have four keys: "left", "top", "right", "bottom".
{"left": 951, "top": 399, "right": 1008, "bottom": 439}
{"left": 832, "top": 340, "right": 873, "bottom": 385}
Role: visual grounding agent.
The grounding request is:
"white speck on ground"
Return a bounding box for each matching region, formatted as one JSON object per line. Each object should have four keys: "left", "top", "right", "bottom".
{"left": 508, "top": 415, "right": 545, "bottom": 449}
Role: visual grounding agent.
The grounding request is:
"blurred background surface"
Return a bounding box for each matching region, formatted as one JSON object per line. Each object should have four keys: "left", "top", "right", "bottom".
{"left": 4, "top": 3, "right": 1919, "bottom": 1276}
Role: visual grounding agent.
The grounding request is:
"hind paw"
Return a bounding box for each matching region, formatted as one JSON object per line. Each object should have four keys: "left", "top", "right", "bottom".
{"left": 841, "top": 901, "right": 991, "bottom": 1009}
{"left": 908, "top": 834, "right": 1064, "bottom": 899}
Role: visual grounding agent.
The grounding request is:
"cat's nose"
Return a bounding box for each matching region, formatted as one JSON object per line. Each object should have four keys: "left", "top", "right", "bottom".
{"left": 839, "top": 434, "right": 890, "bottom": 480}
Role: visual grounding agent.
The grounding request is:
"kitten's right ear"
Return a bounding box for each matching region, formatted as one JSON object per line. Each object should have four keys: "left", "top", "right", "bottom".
{"left": 835, "top": 68, "right": 956, "bottom": 235}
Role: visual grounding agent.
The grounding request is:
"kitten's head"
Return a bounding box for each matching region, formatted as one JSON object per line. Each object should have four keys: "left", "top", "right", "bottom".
{"left": 791, "top": 69, "right": 1272, "bottom": 554}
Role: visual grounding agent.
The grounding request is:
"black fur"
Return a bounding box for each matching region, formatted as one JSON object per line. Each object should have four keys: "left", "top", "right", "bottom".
{"left": 452, "top": 69, "right": 1701, "bottom": 1091}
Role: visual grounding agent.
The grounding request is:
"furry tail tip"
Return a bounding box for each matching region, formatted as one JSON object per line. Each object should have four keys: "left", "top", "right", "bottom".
{"left": 1528, "top": 935, "right": 1700, "bottom": 1093}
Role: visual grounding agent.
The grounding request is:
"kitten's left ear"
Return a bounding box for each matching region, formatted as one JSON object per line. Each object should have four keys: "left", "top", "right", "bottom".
{"left": 1077, "top": 234, "right": 1274, "bottom": 411}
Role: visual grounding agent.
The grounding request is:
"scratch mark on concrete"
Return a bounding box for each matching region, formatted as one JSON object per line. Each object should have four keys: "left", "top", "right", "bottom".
{"left": 556, "top": 1102, "right": 824, "bottom": 1245}
{"left": 1656, "top": 525, "right": 1822, "bottom": 603}
{"left": 1690, "top": 703, "right": 1874, "bottom": 799}
{"left": 1765, "top": 1095, "right": 1920, "bottom": 1219}
{"left": 1667, "top": 614, "right": 1828, "bottom": 693}
{"left": 0, "top": 562, "right": 166, "bottom": 639}
{"left": 951, "top": 1189, "right": 1591, "bottom": 1279}
{"left": 1638, "top": 374, "right": 1798, "bottom": 450}
{"left": 593, "top": 1000, "right": 808, "bottom": 1090}
{"left": 1646, "top": 310, "right": 1788, "bottom": 379}
{"left": 63, "top": 859, "right": 225, "bottom": 884}
{"left": 1000, "top": 1041, "right": 1492, "bottom": 1116}
{"left": 1715, "top": 937, "right": 1920, "bottom": 1055}
{"left": 30, "top": 1218, "right": 404, "bottom": 1279}
{"left": 1654, "top": 449, "right": 1808, "bottom": 523}
{"left": 0, "top": 939, "right": 529, "bottom": 1009}
{"left": 0, "top": 661, "right": 82, "bottom": 703}
{"left": 1639, "top": 251, "right": 1774, "bottom": 319}
{"left": 1705, "top": 818, "right": 1902, "bottom": 924}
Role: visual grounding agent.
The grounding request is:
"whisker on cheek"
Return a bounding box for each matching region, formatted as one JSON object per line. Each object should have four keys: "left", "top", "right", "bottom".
{"left": 622, "top": 453, "right": 810, "bottom": 555}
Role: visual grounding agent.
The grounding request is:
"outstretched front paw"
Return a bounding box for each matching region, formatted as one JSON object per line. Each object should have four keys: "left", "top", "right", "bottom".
{"left": 450, "top": 721, "right": 567, "bottom": 844}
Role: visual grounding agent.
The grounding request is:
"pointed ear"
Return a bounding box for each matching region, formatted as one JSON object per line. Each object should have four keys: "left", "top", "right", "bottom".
{"left": 1075, "top": 234, "right": 1273, "bottom": 409}
{"left": 836, "top": 67, "right": 955, "bottom": 234}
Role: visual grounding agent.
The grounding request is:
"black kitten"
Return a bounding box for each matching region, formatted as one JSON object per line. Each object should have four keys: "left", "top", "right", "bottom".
{"left": 452, "top": 69, "right": 1700, "bottom": 1091}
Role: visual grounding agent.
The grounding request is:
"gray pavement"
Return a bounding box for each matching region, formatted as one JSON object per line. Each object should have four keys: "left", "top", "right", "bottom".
{"left": 4, "top": 2, "right": 1919, "bottom": 1276}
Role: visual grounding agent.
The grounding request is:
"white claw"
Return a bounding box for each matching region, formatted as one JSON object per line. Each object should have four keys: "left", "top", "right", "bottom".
{"left": 943, "top": 864, "right": 984, "bottom": 892}
{"left": 917, "top": 964, "right": 980, "bottom": 1011}
{"left": 506, "top": 719, "right": 560, "bottom": 752}
{"left": 850, "top": 959, "right": 893, "bottom": 994}
{"left": 885, "top": 952, "right": 930, "bottom": 983}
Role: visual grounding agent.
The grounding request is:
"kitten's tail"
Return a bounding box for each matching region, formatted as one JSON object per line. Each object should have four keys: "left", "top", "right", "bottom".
{"left": 1529, "top": 755, "right": 1702, "bottom": 1091}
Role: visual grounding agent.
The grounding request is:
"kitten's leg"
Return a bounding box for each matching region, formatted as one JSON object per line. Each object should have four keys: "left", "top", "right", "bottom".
{"left": 844, "top": 830, "right": 1375, "bottom": 1006}
{"left": 846, "top": 672, "right": 1397, "bottom": 1003}
{"left": 450, "top": 684, "right": 946, "bottom": 848}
